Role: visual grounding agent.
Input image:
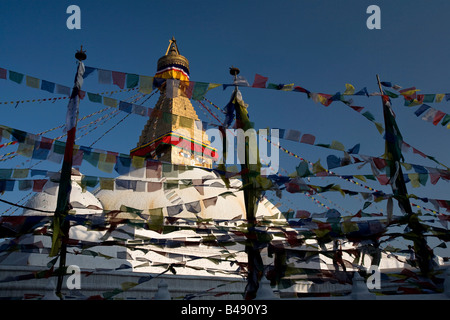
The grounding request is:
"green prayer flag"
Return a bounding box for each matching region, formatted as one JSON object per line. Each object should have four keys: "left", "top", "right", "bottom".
{"left": 192, "top": 82, "right": 210, "bottom": 100}
{"left": 87, "top": 92, "right": 102, "bottom": 103}
{"left": 441, "top": 114, "right": 450, "bottom": 126}
{"left": 423, "top": 94, "right": 435, "bottom": 103}
{"left": 81, "top": 175, "right": 99, "bottom": 188}
{"left": 385, "top": 90, "right": 399, "bottom": 98}
{"left": 362, "top": 111, "right": 375, "bottom": 121}
{"left": 147, "top": 208, "right": 163, "bottom": 232}
{"left": 9, "top": 71, "right": 24, "bottom": 84}
{"left": 126, "top": 73, "right": 139, "bottom": 88}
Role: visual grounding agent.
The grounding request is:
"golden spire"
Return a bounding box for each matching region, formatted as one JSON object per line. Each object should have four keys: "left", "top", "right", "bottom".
{"left": 131, "top": 38, "right": 214, "bottom": 168}
{"left": 157, "top": 37, "right": 190, "bottom": 79}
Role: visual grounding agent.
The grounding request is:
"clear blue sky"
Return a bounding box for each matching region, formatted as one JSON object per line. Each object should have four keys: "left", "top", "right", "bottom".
{"left": 0, "top": 1, "right": 449, "bottom": 255}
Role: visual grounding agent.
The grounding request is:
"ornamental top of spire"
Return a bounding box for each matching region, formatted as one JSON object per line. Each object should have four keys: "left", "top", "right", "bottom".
{"left": 156, "top": 37, "right": 190, "bottom": 80}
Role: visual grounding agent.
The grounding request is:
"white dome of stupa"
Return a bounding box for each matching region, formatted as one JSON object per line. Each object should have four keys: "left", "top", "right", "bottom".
{"left": 22, "top": 168, "right": 103, "bottom": 216}
{"left": 95, "top": 165, "right": 282, "bottom": 220}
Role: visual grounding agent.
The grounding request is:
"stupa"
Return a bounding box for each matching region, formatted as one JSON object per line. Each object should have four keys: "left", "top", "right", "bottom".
{"left": 0, "top": 38, "right": 283, "bottom": 300}
{"left": 1, "top": 39, "right": 444, "bottom": 300}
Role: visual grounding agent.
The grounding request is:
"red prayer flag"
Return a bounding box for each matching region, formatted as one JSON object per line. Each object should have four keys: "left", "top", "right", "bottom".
{"left": 376, "top": 174, "right": 389, "bottom": 185}
{"left": 0, "top": 68, "right": 6, "bottom": 79}
{"left": 350, "top": 106, "right": 364, "bottom": 112}
{"left": 300, "top": 134, "right": 316, "bottom": 145}
{"left": 33, "top": 179, "right": 48, "bottom": 192}
{"left": 433, "top": 110, "right": 446, "bottom": 125}
{"left": 112, "top": 71, "right": 126, "bottom": 89}
{"left": 251, "top": 74, "right": 268, "bottom": 88}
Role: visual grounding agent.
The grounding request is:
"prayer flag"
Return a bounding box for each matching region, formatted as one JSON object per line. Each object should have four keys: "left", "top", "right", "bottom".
{"left": 167, "top": 204, "right": 183, "bottom": 216}
{"left": 18, "top": 180, "right": 32, "bottom": 191}
{"left": 293, "top": 86, "right": 310, "bottom": 94}
{"left": 83, "top": 66, "right": 96, "bottom": 79}
{"left": 126, "top": 73, "right": 139, "bottom": 88}
{"left": 414, "top": 104, "right": 431, "bottom": 117}
{"left": 251, "top": 74, "right": 268, "bottom": 88}
{"left": 185, "top": 201, "right": 201, "bottom": 214}
{"left": 423, "top": 94, "right": 435, "bottom": 103}
{"left": 180, "top": 80, "right": 195, "bottom": 99}
{"left": 31, "top": 86, "right": 48, "bottom": 101}
{"left": 234, "top": 75, "right": 249, "bottom": 86}
{"left": 350, "top": 106, "right": 364, "bottom": 112}
{"left": 99, "top": 177, "right": 114, "bottom": 190}
{"left": 330, "top": 140, "right": 345, "bottom": 151}
{"left": 441, "top": 114, "right": 450, "bottom": 126}
{"left": 56, "top": 84, "right": 71, "bottom": 96}
{"left": 139, "top": 75, "right": 153, "bottom": 94}
{"left": 421, "top": 108, "right": 438, "bottom": 123}
{"left": 12, "top": 168, "right": 29, "bottom": 178}
{"left": 192, "top": 82, "right": 210, "bottom": 100}
{"left": 112, "top": 71, "right": 126, "bottom": 89}
{"left": 132, "top": 104, "right": 146, "bottom": 116}
{"left": 399, "top": 87, "right": 419, "bottom": 99}
{"left": 103, "top": 96, "right": 118, "bottom": 108}
{"left": 87, "top": 92, "right": 102, "bottom": 103}
{"left": 343, "top": 83, "right": 355, "bottom": 95}
{"left": 25, "top": 76, "right": 39, "bottom": 89}
{"left": 64, "top": 62, "right": 84, "bottom": 131}
{"left": 203, "top": 196, "right": 218, "bottom": 208}
{"left": 355, "top": 87, "right": 369, "bottom": 97}
{"left": 0, "top": 68, "right": 6, "bottom": 79}
{"left": 166, "top": 79, "right": 180, "bottom": 98}
{"left": 284, "top": 129, "right": 301, "bottom": 142}
{"left": 432, "top": 110, "right": 446, "bottom": 125}
{"left": 300, "top": 134, "right": 315, "bottom": 145}
{"left": 33, "top": 179, "right": 47, "bottom": 192}
{"left": 327, "top": 155, "right": 341, "bottom": 169}
{"left": 98, "top": 69, "right": 112, "bottom": 85}
{"left": 9, "top": 71, "right": 24, "bottom": 84}
{"left": 119, "top": 101, "right": 132, "bottom": 113}
{"left": 435, "top": 94, "right": 445, "bottom": 103}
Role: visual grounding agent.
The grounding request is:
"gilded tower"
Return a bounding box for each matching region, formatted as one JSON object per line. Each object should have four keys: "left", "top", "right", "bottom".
{"left": 130, "top": 38, "right": 216, "bottom": 169}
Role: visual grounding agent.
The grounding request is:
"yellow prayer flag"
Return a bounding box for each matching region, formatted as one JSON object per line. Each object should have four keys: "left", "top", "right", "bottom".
{"left": 408, "top": 173, "right": 420, "bottom": 188}
{"left": 139, "top": 75, "right": 154, "bottom": 94}
{"left": 99, "top": 177, "right": 115, "bottom": 190}
{"left": 374, "top": 122, "right": 384, "bottom": 135}
{"left": 312, "top": 159, "right": 327, "bottom": 174}
{"left": 343, "top": 83, "right": 355, "bottom": 95}
{"left": 435, "top": 94, "right": 445, "bottom": 103}
{"left": 26, "top": 76, "right": 40, "bottom": 89}
{"left": 12, "top": 168, "right": 29, "bottom": 178}
{"left": 121, "top": 282, "right": 138, "bottom": 291}
{"left": 207, "top": 83, "right": 222, "bottom": 91}
{"left": 330, "top": 140, "right": 345, "bottom": 151}
{"left": 400, "top": 89, "right": 420, "bottom": 96}
{"left": 17, "top": 142, "right": 34, "bottom": 158}
{"left": 98, "top": 153, "right": 115, "bottom": 173}
{"left": 281, "top": 83, "right": 294, "bottom": 91}
{"left": 132, "top": 155, "right": 145, "bottom": 169}
{"left": 103, "top": 96, "right": 118, "bottom": 108}
{"left": 317, "top": 94, "right": 328, "bottom": 105}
